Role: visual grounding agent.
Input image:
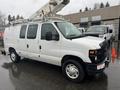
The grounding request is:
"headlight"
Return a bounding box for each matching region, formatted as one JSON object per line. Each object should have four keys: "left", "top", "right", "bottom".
{"left": 89, "top": 50, "right": 98, "bottom": 62}
{"left": 89, "top": 50, "right": 97, "bottom": 56}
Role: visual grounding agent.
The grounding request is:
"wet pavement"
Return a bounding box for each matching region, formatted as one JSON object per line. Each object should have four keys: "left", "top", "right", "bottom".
{"left": 0, "top": 54, "right": 120, "bottom": 90}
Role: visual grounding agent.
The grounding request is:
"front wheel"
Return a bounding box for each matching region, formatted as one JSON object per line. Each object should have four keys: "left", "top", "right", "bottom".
{"left": 10, "top": 50, "right": 20, "bottom": 63}
{"left": 62, "top": 60, "right": 85, "bottom": 83}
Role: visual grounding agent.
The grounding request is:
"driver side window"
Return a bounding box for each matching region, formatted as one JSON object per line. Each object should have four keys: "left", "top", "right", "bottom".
{"left": 41, "top": 23, "right": 58, "bottom": 40}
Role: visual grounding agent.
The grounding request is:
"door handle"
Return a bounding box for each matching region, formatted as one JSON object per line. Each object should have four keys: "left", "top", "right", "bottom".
{"left": 39, "top": 45, "right": 41, "bottom": 49}
{"left": 27, "top": 44, "right": 29, "bottom": 48}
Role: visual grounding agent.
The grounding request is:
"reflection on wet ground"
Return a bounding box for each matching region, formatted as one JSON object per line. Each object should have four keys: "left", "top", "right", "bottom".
{"left": 0, "top": 42, "right": 120, "bottom": 90}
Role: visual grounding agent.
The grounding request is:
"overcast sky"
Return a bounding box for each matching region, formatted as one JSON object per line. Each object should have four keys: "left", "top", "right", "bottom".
{"left": 0, "top": 0, "right": 120, "bottom": 18}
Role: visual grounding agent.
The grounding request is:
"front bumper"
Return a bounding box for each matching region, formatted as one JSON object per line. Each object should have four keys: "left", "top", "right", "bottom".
{"left": 85, "top": 61, "right": 109, "bottom": 75}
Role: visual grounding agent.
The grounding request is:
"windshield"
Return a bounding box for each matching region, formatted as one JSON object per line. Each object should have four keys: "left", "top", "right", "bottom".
{"left": 87, "top": 26, "right": 107, "bottom": 34}
{"left": 55, "top": 22, "right": 82, "bottom": 39}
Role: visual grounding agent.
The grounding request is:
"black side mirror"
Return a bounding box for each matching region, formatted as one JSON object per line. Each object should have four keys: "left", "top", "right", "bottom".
{"left": 45, "top": 31, "right": 59, "bottom": 41}
{"left": 109, "top": 29, "right": 113, "bottom": 33}
{"left": 52, "top": 33, "right": 59, "bottom": 41}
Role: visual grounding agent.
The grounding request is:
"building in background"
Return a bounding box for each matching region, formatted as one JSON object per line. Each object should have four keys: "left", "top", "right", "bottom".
{"left": 64, "top": 5, "right": 120, "bottom": 40}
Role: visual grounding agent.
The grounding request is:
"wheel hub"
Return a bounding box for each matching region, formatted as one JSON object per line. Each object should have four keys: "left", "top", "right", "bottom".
{"left": 11, "top": 53, "right": 16, "bottom": 61}
{"left": 66, "top": 64, "right": 79, "bottom": 79}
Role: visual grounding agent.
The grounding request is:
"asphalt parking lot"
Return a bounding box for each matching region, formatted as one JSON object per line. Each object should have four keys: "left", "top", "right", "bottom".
{"left": 0, "top": 53, "right": 120, "bottom": 90}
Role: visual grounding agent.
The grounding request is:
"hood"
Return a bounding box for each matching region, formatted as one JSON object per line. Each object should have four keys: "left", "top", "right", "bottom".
{"left": 71, "top": 36, "right": 104, "bottom": 49}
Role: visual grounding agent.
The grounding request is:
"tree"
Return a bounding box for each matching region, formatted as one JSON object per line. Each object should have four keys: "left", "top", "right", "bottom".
{"left": 0, "top": 12, "right": 4, "bottom": 23}
{"left": 85, "top": 7, "right": 88, "bottom": 11}
{"left": 8, "top": 15, "right": 12, "bottom": 24}
{"left": 0, "top": 12, "right": 5, "bottom": 32}
{"left": 79, "top": 9, "right": 82, "bottom": 12}
{"left": 119, "top": 1, "right": 120, "bottom": 5}
{"left": 106, "top": 2, "right": 110, "bottom": 7}
{"left": 100, "top": 2, "right": 104, "bottom": 8}
{"left": 94, "top": 3, "right": 100, "bottom": 10}
{"left": 89, "top": 8, "right": 91, "bottom": 11}
{"left": 12, "top": 16, "right": 15, "bottom": 21}
{"left": 16, "top": 15, "right": 20, "bottom": 20}
{"left": 20, "top": 16, "right": 24, "bottom": 19}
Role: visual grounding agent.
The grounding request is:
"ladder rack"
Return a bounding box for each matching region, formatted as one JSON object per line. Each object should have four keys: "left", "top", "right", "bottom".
{"left": 10, "top": 16, "right": 65, "bottom": 25}
{"left": 9, "top": 0, "right": 70, "bottom": 26}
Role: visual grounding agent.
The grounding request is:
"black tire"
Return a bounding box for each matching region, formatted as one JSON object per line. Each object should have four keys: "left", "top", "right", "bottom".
{"left": 10, "top": 49, "right": 20, "bottom": 63}
{"left": 62, "top": 60, "right": 85, "bottom": 83}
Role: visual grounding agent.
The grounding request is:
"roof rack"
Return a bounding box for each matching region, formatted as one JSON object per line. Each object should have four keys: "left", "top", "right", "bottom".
{"left": 46, "top": 16, "right": 65, "bottom": 21}
{"left": 11, "top": 19, "right": 30, "bottom": 25}
{"left": 8, "top": 0, "right": 70, "bottom": 26}
{"left": 10, "top": 16, "right": 65, "bottom": 25}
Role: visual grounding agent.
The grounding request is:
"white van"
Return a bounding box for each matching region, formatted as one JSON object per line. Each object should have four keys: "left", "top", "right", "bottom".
{"left": 85, "top": 25, "right": 115, "bottom": 41}
{"left": 4, "top": 20, "right": 109, "bottom": 82}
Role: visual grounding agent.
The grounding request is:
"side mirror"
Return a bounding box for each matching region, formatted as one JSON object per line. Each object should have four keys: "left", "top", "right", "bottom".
{"left": 45, "top": 31, "right": 59, "bottom": 41}
{"left": 53, "top": 33, "right": 59, "bottom": 41}
{"left": 109, "top": 29, "right": 113, "bottom": 33}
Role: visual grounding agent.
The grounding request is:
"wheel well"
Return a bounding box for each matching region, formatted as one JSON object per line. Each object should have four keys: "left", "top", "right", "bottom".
{"left": 61, "top": 55, "right": 86, "bottom": 73}
{"left": 9, "top": 47, "right": 15, "bottom": 53}
{"left": 61, "top": 55, "right": 85, "bottom": 66}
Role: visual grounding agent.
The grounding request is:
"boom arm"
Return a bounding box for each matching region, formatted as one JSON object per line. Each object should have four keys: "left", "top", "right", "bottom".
{"left": 30, "top": 0, "right": 70, "bottom": 19}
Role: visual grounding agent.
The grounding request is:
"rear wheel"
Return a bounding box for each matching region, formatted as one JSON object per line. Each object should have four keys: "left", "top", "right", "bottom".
{"left": 62, "top": 60, "right": 85, "bottom": 83}
{"left": 10, "top": 49, "right": 20, "bottom": 63}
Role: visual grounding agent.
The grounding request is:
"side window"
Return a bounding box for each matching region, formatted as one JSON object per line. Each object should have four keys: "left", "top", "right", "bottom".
{"left": 27, "top": 24, "right": 38, "bottom": 39}
{"left": 41, "top": 23, "right": 58, "bottom": 40}
{"left": 20, "top": 25, "right": 27, "bottom": 39}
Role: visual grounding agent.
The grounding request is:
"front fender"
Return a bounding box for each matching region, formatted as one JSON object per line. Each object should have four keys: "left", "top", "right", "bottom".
{"left": 61, "top": 50, "right": 91, "bottom": 63}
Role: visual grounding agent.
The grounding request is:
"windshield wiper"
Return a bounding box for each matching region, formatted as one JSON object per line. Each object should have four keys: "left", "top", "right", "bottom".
{"left": 67, "top": 34, "right": 78, "bottom": 39}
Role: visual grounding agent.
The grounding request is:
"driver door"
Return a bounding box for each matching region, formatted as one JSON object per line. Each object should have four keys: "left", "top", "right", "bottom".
{"left": 39, "top": 23, "right": 61, "bottom": 65}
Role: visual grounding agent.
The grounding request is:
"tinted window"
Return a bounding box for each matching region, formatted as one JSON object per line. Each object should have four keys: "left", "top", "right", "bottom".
{"left": 20, "top": 25, "right": 27, "bottom": 38}
{"left": 80, "top": 22, "right": 88, "bottom": 28}
{"left": 27, "top": 24, "right": 38, "bottom": 39}
{"left": 41, "top": 23, "right": 58, "bottom": 39}
{"left": 91, "top": 21, "right": 101, "bottom": 26}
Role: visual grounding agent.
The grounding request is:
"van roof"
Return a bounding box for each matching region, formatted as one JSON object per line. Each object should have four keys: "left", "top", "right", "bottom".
{"left": 9, "top": 19, "right": 67, "bottom": 26}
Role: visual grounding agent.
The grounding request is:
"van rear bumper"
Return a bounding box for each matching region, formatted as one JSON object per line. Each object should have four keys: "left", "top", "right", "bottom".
{"left": 85, "top": 61, "right": 109, "bottom": 75}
